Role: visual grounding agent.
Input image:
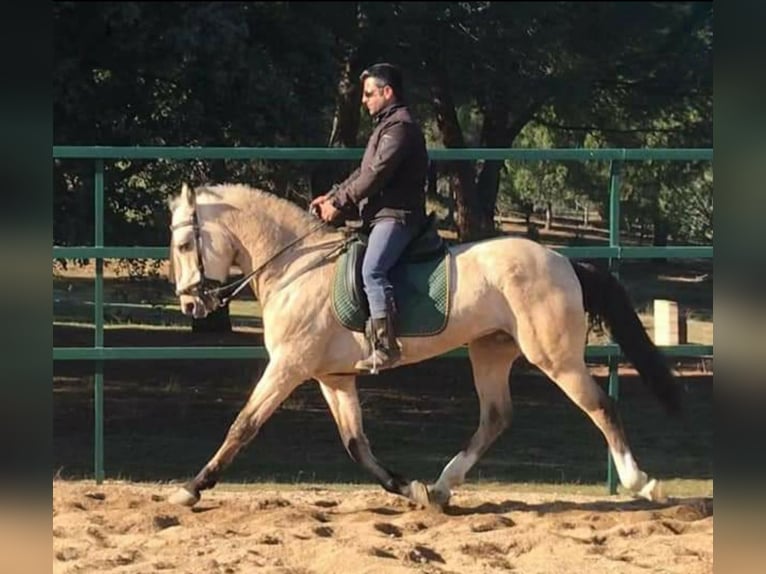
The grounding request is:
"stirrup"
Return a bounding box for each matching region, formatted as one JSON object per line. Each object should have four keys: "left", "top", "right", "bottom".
{"left": 354, "top": 348, "right": 399, "bottom": 374}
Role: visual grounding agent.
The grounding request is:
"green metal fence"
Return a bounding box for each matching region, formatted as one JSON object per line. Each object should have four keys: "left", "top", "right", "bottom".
{"left": 52, "top": 146, "right": 713, "bottom": 492}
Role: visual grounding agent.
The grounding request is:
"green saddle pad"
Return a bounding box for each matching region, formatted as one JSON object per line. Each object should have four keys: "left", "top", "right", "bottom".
{"left": 331, "top": 244, "right": 452, "bottom": 337}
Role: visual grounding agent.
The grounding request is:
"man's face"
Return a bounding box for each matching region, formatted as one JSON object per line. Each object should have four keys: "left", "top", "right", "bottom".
{"left": 361, "top": 77, "right": 392, "bottom": 116}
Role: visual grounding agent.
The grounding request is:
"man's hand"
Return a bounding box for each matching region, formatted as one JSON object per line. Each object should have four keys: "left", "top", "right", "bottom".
{"left": 318, "top": 199, "right": 341, "bottom": 223}
{"left": 310, "top": 193, "right": 342, "bottom": 223}
{"left": 310, "top": 194, "right": 328, "bottom": 208}
{"left": 309, "top": 194, "right": 328, "bottom": 217}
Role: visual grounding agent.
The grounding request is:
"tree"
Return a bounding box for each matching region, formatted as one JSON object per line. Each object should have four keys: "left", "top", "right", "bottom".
{"left": 54, "top": 2, "right": 713, "bottom": 251}
{"left": 54, "top": 1, "right": 339, "bottom": 255}
{"left": 352, "top": 2, "right": 713, "bottom": 242}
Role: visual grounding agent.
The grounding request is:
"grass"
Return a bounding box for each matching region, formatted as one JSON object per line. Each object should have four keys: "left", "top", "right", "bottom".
{"left": 53, "top": 358, "right": 713, "bottom": 494}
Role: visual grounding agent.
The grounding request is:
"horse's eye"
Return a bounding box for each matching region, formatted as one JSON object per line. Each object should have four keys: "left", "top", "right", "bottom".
{"left": 178, "top": 241, "right": 192, "bottom": 253}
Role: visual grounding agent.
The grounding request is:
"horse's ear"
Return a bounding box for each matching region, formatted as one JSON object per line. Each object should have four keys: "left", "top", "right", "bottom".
{"left": 181, "top": 182, "right": 196, "bottom": 208}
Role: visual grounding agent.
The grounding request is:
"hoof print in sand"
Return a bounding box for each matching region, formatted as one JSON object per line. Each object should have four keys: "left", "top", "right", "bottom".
{"left": 470, "top": 515, "right": 515, "bottom": 533}
{"left": 407, "top": 544, "right": 445, "bottom": 564}
{"left": 313, "top": 526, "right": 334, "bottom": 538}
{"left": 153, "top": 514, "right": 180, "bottom": 530}
{"left": 374, "top": 522, "right": 403, "bottom": 538}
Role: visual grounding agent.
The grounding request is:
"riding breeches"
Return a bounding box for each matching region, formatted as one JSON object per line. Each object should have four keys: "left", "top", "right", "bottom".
{"left": 361, "top": 218, "right": 418, "bottom": 319}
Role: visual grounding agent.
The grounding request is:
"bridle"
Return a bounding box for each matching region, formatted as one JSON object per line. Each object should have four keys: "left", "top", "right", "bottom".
{"left": 170, "top": 210, "right": 225, "bottom": 301}
{"left": 170, "top": 208, "right": 349, "bottom": 309}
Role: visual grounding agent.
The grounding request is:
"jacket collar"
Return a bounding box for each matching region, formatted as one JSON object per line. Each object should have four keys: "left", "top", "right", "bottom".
{"left": 372, "top": 102, "right": 406, "bottom": 125}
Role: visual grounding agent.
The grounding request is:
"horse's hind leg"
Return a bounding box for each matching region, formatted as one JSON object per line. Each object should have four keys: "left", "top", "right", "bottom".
{"left": 318, "top": 375, "right": 431, "bottom": 507}
{"left": 537, "top": 359, "right": 665, "bottom": 502}
{"left": 430, "top": 333, "right": 518, "bottom": 508}
{"left": 168, "top": 354, "right": 303, "bottom": 506}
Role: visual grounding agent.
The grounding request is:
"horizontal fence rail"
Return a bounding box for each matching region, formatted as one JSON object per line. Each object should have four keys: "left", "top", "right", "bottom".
{"left": 53, "top": 146, "right": 713, "bottom": 491}
{"left": 53, "top": 146, "right": 713, "bottom": 161}
{"left": 52, "top": 343, "right": 713, "bottom": 362}
{"left": 52, "top": 245, "right": 713, "bottom": 261}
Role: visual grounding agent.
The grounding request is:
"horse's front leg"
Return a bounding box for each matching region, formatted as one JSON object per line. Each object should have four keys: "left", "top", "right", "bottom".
{"left": 169, "top": 354, "right": 303, "bottom": 506}
{"left": 318, "top": 375, "right": 431, "bottom": 507}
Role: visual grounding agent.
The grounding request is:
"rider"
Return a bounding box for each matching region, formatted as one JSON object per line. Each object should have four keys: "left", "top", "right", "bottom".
{"left": 310, "top": 62, "right": 429, "bottom": 372}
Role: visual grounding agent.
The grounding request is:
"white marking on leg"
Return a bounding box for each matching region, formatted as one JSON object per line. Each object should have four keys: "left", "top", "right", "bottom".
{"left": 433, "top": 451, "right": 478, "bottom": 495}
{"left": 615, "top": 452, "right": 666, "bottom": 502}
{"left": 612, "top": 449, "right": 648, "bottom": 492}
{"left": 168, "top": 486, "right": 199, "bottom": 507}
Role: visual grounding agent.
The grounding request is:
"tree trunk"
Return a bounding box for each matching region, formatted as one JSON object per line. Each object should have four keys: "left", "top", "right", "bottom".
{"left": 476, "top": 98, "right": 545, "bottom": 240}
{"left": 428, "top": 64, "right": 544, "bottom": 242}
{"left": 444, "top": 174, "right": 456, "bottom": 230}
{"left": 471, "top": 108, "right": 507, "bottom": 239}
{"left": 652, "top": 215, "right": 670, "bottom": 264}
{"left": 522, "top": 201, "right": 533, "bottom": 226}
{"left": 545, "top": 201, "right": 553, "bottom": 230}
{"left": 426, "top": 160, "right": 437, "bottom": 199}
{"left": 475, "top": 160, "right": 501, "bottom": 237}
{"left": 429, "top": 67, "right": 487, "bottom": 242}
{"left": 310, "top": 32, "right": 362, "bottom": 199}
{"left": 453, "top": 186, "right": 486, "bottom": 240}
{"left": 653, "top": 218, "right": 669, "bottom": 247}
{"left": 210, "top": 159, "right": 229, "bottom": 183}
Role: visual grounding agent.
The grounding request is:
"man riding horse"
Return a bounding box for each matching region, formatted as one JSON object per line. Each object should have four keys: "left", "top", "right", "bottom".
{"left": 310, "top": 62, "right": 429, "bottom": 373}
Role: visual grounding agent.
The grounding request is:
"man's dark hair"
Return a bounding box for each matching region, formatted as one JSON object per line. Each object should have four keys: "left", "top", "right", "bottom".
{"left": 360, "top": 63, "right": 404, "bottom": 100}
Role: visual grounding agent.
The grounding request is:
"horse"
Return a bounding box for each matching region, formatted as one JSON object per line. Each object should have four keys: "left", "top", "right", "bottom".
{"left": 166, "top": 182, "right": 680, "bottom": 509}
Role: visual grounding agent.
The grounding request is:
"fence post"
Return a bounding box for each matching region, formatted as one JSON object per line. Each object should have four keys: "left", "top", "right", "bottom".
{"left": 606, "top": 158, "right": 623, "bottom": 495}
{"left": 94, "top": 159, "right": 105, "bottom": 484}
{"left": 653, "top": 300, "right": 687, "bottom": 345}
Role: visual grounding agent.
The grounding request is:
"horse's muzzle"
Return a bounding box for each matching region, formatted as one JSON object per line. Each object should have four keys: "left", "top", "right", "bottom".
{"left": 179, "top": 295, "right": 210, "bottom": 318}
{"left": 178, "top": 281, "right": 224, "bottom": 319}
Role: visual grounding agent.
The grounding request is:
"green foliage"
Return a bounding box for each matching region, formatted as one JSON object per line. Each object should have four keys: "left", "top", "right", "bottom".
{"left": 500, "top": 120, "right": 579, "bottom": 217}
{"left": 54, "top": 2, "right": 713, "bottom": 257}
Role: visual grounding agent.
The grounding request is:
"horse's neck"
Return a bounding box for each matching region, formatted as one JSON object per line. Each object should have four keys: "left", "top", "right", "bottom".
{"left": 227, "top": 208, "right": 337, "bottom": 306}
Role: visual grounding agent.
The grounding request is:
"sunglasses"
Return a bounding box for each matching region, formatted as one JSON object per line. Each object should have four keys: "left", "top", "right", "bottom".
{"left": 363, "top": 86, "right": 386, "bottom": 98}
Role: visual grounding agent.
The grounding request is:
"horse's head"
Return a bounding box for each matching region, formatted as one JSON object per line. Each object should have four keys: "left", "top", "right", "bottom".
{"left": 168, "top": 183, "right": 234, "bottom": 318}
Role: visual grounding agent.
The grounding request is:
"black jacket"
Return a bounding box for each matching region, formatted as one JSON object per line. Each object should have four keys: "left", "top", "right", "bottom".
{"left": 330, "top": 103, "right": 428, "bottom": 227}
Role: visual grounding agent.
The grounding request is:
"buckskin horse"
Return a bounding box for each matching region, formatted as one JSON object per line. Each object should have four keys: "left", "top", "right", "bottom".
{"left": 166, "top": 183, "right": 679, "bottom": 509}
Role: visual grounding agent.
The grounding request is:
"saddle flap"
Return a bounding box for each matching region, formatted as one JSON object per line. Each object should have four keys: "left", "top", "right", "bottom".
{"left": 344, "top": 240, "right": 368, "bottom": 316}
{"left": 332, "top": 235, "right": 451, "bottom": 337}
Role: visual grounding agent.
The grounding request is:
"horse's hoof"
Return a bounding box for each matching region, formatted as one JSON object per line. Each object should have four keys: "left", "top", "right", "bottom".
{"left": 168, "top": 486, "right": 200, "bottom": 507}
{"left": 638, "top": 479, "right": 667, "bottom": 503}
{"left": 427, "top": 485, "right": 451, "bottom": 509}
{"left": 407, "top": 480, "right": 431, "bottom": 508}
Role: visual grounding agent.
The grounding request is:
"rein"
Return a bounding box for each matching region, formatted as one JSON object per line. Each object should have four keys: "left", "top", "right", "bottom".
{"left": 271, "top": 233, "right": 356, "bottom": 293}
{"left": 172, "top": 210, "right": 351, "bottom": 308}
{"left": 211, "top": 219, "right": 331, "bottom": 306}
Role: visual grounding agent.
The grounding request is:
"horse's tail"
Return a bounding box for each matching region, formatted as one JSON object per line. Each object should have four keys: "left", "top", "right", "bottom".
{"left": 571, "top": 261, "right": 682, "bottom": 417}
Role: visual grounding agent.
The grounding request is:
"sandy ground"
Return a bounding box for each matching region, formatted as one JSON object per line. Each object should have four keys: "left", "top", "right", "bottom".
{"left": 53, "top": 480, "right": 712, "bottom": 574}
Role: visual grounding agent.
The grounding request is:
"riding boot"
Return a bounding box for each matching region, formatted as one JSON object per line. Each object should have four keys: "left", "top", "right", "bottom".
{"left": 354, "top": 305, "right": 401, "bottom": 374}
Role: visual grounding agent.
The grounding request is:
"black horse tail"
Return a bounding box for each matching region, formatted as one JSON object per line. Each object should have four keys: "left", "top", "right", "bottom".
{"left": 571, "top": 261, "right": 682, "bottom": 417}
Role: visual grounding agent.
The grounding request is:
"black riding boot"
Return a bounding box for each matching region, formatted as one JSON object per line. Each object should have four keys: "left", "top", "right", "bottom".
{"left": 354, "top": 305, "right": 401, "bottom": 374}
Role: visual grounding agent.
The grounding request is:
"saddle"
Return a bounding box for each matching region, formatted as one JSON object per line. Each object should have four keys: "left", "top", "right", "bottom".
{"left": 331, "top": 213, "right": 452, "bottom": 337}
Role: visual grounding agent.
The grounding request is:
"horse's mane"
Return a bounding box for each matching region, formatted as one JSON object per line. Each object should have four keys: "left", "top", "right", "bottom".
{"left": 194, "top": 183, "right": 314, "bottom": 228}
